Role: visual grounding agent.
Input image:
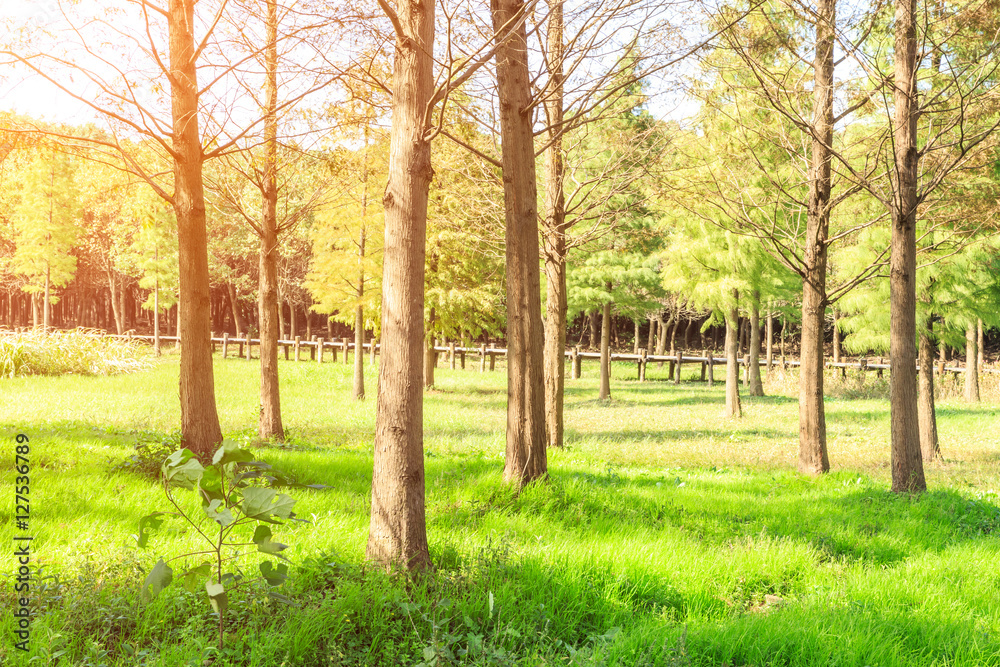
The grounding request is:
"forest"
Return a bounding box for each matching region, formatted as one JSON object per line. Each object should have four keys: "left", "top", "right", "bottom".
{"left": 2, "top": 0, "right": 1000, "bottom": 664}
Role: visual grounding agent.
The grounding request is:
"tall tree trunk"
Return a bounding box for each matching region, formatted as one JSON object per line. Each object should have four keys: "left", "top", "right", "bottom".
{"left": 289, "top": 299, "right": 297, "bottom": 339}
{"left": 424, "top": 308, "right": 436, "bottom": 389}
{"left": 258, "top": 0, "right": 284, "bottom": 441}
{"left": 43, "top": 265, "right": 51, "bottom": 331}
{"left": 168, "top": 0, "right": 223, "bottom": 457}
{"left": 227, "top": 282, "right": 244, "bottom": 337}
{"left": 542, "top": 0, "right": 566, "bottom": 450}
{"left": 632, "top": 320, "right": 639, "bottom": 355}
{"left": 655, "top": 313, "right": 667, "bottom": 356}
{"left": 888, "top": 0, "right": 926, "bottom": 493}
{"left": 918, "top": 315, "right": 939, "bottom": 462}
{"left": 494, "top": 0, "right": 547, "bottom": 486}
{"left": 965, "top": 325, "right": 980, "bottom": 402}
{"left": 599, "top": 299, "right": 611, "bottom": 401}
{"left": 832, "top": 307, "right": 841, "bottom": 364}
{"left": 798, "top": 0, "right": 834, "bottom": 475}
{"left": 978, "top": 318, "right": 984, "bottom": 369}
{"left": 647, "top": 316, "right": 656, "bottom": 353}
{"left": 353, "top": 227, "right": 367, "bottom": 401}
{"left": 725, "top": 294, "right": 742, "bottom": 418}
{"left": 276, "top": 284, "right": 286, "bottom": 339}
{"left": 749, "top": 294, "right": 764, "bottom": 396}
{"left": 766, "top": 309, "right": 773, "bottom": 370}
{"left": 589, "top": 309, "right": 599, "bottom": 349}
{"left": 366, "top": 0, "right": 433, "bottom": 571}
{"left": 108, "top": 273, "right": 123, "bottom": 334}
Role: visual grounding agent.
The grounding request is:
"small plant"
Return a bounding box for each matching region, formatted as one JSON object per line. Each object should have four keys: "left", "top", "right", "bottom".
{"left": 136, "top": 441, "right": 301, "bottom": 654}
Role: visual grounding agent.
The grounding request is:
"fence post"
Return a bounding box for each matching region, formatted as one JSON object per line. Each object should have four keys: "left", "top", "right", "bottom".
{"left": 460, "top": 348, "right": 466, "bottom": 370}
{"left": 701, "top": 351, "right": 707, "bottom": 382}
{"left": 307, "top": 335, "right": 314, "bottom": 361}
{"left": 707, "top": 351, "right": 714, "bottom": 386}
{"left": 859, "top": 357, "right": 868, "bottom": 382}
{"left": 370, "top": 338, "right": 377, "bottom": 366}
{"left": 317, "top": 337, "right": 325, "bottom": 363}
{"left": 675, "top": 349, "right": 683, "bottom": 384}
{"left": 572, "top": 346, "right": 582, "bottom": 379}
{"left": 480, "top": 344, "right": 487, "bottom": 372}
{"left": 238, "top": 336, "right": 244, "bottom": 358}
{"left": 449, "top": 342, "right": 456, "bottom": 370}
{"left": 342, "top": 337, "right": 350, "bottom": 364}
{"left": 294, "top": 336, "right": 301, "bottom": 362}
{"left": 246, "top": 333, "right": 252, "bottom": 361}
{"left": 283, "top": 341, "right": 289, "bottom": 360}
{"left": 638, "top": 348, "right": 647, "bottom": 382}
{"left": 222, "top": 333, "right": 229, "bottom": 359}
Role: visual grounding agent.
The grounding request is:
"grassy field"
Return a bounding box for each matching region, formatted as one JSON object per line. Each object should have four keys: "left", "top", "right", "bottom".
{"left": 2, "top": 351, "right": 1000, "bottom": 666}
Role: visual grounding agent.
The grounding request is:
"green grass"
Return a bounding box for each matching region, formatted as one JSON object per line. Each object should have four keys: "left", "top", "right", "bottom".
{"left": 2, "top": 352, "right": 1000, "bottom": 666}
{"left": 0, "top": 330, "right": 153, "bottom": 378}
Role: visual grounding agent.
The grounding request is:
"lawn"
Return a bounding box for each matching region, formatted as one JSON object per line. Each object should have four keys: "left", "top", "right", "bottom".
{"left": 2, "top": 352, "right": 1000, "bottom": 666}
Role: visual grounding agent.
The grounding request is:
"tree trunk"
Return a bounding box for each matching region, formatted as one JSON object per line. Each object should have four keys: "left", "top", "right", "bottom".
{"left": 632, "top": 320, "right": 639, "bottom": 355}
{"left": 832, "top": 307, "right": 841, "bottom": 364}
{"left": 43, "top": 265, "right": 51, "bottom": 331}
{"left": 918, "top": 315, "right": 939, "bottom": 462}
{"left": 277, "top": 284, "right": 286, "bottom": 339}
{"left": 599, "top": 299, "right": 611, "bottom": 401}
{"left": 494, "top": 0, "right": 548, "bottom": 486}
{"left": 108, "top": 273, "right": 123, "bottom": 335}
{"left": 169, "top": 0, "right": 223, "bottom": 457}
{"left": 647, "top": 317, "right": 656, "bottom": 354}
{"left": 589, "top": 309, "right": 599, "bottom": 350}
{"left": 424, "top": 308, "right": 436, "bottom": 389}
{"left": 965, "top": 325, "right": 979, "bottom": 402}
{"left": 227, "top": 282, "right": 244, "bottom": 337}
{"left": 289, "top": 299, "right": 297, "bottom": 339}
{"left": 366, "top": 0, "right": 433, "bottom": 571}
{"left": 258, "top": 0, "right": 284, "bottom": 441}
{"left": 798, "top": 0, "right": 834, "bottom": 476}
{"left": 888, "top": 0, "right": 926, "bottom": 493}
{"left": 655, "top": 313, "right": 667, "bottom": 356}
{"left": 978, "top": 318, "right": 984, "bottom": 369}
{"left": 749, "top": 294, "right": 764, "bottom": 396}
{"left": 766, "top": 309, "right": 773, "bottom": 370}
{"left": 725, "top": 295, "right": 742, "bottom": 418}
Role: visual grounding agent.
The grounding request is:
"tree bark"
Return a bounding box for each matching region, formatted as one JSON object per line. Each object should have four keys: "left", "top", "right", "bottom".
{"left": 888, "top": 0, "right": 926, "bottom": 493}
{"left": 541, "top": 0, "right": 566, "bottom": 448}
{"left": 724, "top": 296, "right": 742, "bottom": 418}
{"left": 646, "top": 316, "right": 656, "bottom": 354}
{"left": 494, "top": 0, "right": 547, "bottom": 486}
{"left": 798, "top": 0, "right": 834, "bottom": 476}
{"left": 169, "top": 0, "right": 223, "bottom": 457}
{"left": 258, "top": 0, "right": 284, "bottom": 441}
{"left": 366, "top": 0, "right": 433, "bottom": 571}
{"left": 589, "top": 309, "right": 600, "bottom": 350}
{"left": 749, "top": 294, "right": 764, "bottom": 396}
{"left": 965, "top": 325, "right": 980, "bottom": 402}
{"left": 599, "top": 299, "right": 611, "bottom": 401}
{"left": 227, "top": 282, "right": 244, "bottom": 337}
{"left": 918, "top": 315, "right": 939, "bottom": 462}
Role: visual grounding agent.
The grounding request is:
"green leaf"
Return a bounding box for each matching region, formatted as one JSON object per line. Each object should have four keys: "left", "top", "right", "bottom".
{"left": 198, "top": 465, "right": 224, "bottom": 504}
{"left": 212, "top": 441, "right": 256, "bottom": 467}
{"left": 135, "top": 512, "right": 170, "bottom": 549}
{"left": 252, "top": 524, "right": 290, "bottom": 560}
{"left": 180, "top": 561, "right": 212, "bottom": 592}
{"left": 203, "top": 498, "right": 235, "bottom": 527}
{"left": 266, "top": 590, "right": 300, "bottom": 606}
{"left": 162, "top": 448, "right": 204, "bottom": 490}
{"left": 141, "top": 558, "right": 173, "bottom": 601}
{"left": 205, "top": 580, "right": 228, "bottom": 615}
{"left": 259, "top": 560, "right": 288, "bottom": 586}
{"left": 241, "top": 487, "right": 296, "bottom": 523}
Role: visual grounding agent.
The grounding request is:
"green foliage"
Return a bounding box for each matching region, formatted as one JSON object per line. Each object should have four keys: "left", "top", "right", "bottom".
{"left": 136, "top": 442, "right": 300, "bottom": 651}
{"left": 11, "top": 148, "right": 80, "bottom": 296}
{"left": 0, "top": 329, "right": 152, "bottom": 377}
{"left": 567, "top": 251, "right": 663, "bottom": 319}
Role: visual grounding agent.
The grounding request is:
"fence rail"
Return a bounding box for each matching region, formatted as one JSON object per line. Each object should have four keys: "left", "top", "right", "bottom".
{"left": 116, "top": 332, "right": 999, "bottom": 380}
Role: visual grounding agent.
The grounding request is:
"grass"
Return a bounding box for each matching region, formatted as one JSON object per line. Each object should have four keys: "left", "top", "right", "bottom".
{"left": 2, "top": 350, "right": 1000, "bottom": 665}
{"left": 0, "top": 329, "right": 153, "bottom": 378}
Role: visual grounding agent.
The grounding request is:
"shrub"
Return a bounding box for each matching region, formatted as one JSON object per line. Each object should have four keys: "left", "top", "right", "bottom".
{"left": 0, "top": 329, "right": 152, "bottom": 377}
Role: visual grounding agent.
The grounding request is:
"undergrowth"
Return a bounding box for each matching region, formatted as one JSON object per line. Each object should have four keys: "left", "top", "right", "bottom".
{"left": 0, "top": 329, "right": 152, "bottom": 377}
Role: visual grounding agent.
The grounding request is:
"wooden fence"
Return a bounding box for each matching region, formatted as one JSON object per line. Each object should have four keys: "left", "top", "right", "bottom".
{"left": 125, "top": 332, "right": 1000, "bottom": 382}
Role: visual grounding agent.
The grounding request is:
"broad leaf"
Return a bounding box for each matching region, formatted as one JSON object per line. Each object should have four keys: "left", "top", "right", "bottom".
{"left": 135, "top": 512, "right": 170, "bottom": 549}
{"left": 141, "top": 558, "right": 173, "bottom": 601}
{"left": 203, "top": 498, "right": 235, "bottom": 527}
{"left": 212, "top": 441, "right": 256, "bottom": 467}
{"left": 198, "top": 465, "right": 224, "bottom": 504}
{"left": 241, "top": 487, "right": 296, "bottom": 523}
{"left": 259, "top": 560, "right": 288, "bottom": 586}
{"left": 162, "top": 448, "right": 204, "bottom": 490}
{"left": 252, "top": 524, "right": 290, "bottom": 561}
{"left": 180, "top": 561, "right": 213, "bottom": 592}
{"left": 206, "top": 580, "right": 228, "bottom": 615}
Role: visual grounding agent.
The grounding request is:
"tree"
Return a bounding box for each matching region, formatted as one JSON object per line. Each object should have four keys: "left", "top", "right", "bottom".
{"left": 11, "top": 147, "right": 79, "bottom": 329}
